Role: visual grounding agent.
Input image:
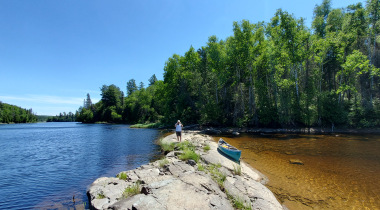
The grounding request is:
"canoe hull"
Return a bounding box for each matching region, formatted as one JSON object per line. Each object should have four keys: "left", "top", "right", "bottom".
{"left": 218, "top": 139, "right": 241, "bottom": 161}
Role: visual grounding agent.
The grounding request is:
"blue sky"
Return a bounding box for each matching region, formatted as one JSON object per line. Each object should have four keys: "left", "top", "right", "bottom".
{"left": 0, "top": 0, "right": 364, "bottom": 116}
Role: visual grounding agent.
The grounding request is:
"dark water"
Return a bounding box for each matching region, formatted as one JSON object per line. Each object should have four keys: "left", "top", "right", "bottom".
{"left": 214, "top": 133, "right": 380, "bottom": 209}
{"left": 0, "top": 122, "right": 161, "bottom": 209}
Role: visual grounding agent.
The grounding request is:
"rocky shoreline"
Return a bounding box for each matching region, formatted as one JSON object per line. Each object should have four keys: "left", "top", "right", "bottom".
{"left": 87, "top": 131, "right": 284, "bottom": 210}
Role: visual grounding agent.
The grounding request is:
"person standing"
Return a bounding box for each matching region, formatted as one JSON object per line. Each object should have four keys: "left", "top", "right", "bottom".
{"left": 175, "top": 120, "right": 183, "bottom": 142}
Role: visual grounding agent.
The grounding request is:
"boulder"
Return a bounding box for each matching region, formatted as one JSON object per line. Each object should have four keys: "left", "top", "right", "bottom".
{"left": 204, "top": 128, "right": 222, "bottom": 135}
{"left": 187, "top": 159, "right": 197, "bottom": 166}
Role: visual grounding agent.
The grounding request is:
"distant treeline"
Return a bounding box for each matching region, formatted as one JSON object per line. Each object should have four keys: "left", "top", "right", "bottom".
{"left": 0, "top": 102, "right": 37, "bottom": 123}
{"left": 47, "top": 112, "right": 76, "bottom": 122}
{"left": 77, "top": 0, "right": 380, "bottom": 128}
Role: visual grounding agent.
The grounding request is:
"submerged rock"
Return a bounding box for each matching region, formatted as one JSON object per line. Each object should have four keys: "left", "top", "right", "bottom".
{"left": 289, "top": 159, "right": 304, "bottom": 165}
{"left": 232, "top": 131, "right": 240, "bottom": 136}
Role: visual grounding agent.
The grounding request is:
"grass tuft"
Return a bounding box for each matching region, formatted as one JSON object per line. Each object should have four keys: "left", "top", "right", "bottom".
{"left": 158, "top": 139, "right": 175, "bottom": 152}
{"left": 117, "top": 172, "right": 128, "bottom": 180}
{"left": 179, "top": 149, "right": 200, "bottom": 162}
{"left": 197, "top": 163, "right": 205, "bottom": 171}
{"left": 96, "top": 193, "right": 106, "bottom": 199}
{"left": 226, "top": 191, "right": 252, "bottom": 210}
{"left": 123, "top": 182, "right": 141, "bottom": 198}
{"left": 159, "top": 158, "right": 169, "bottom": 167}
{"left": 203, "top": 144, "right": 211, "bottom": 152}
{"left": 206, "top": 164, "right": 226, "bottom": 189}
{"left": 177, "top": 141, "right": 195, "bottom": 151}
{"left": 233, "top": 164, "right": 242, "bottom": 175}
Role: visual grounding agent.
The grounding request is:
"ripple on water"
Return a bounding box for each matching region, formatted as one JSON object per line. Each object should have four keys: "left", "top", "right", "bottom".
{"left": 0, "top": 122, "right": 162, "bottom": 209}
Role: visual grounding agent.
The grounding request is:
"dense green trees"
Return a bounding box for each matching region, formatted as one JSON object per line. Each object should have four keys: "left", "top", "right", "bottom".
{"left": 47, "top": 112, "right": 76, "bottom": 122}
{"left": 77, "top": 0, "right": 380, "bottom": 128}
{"left": 0, "top": 102, "right": 37, "bottom": 123}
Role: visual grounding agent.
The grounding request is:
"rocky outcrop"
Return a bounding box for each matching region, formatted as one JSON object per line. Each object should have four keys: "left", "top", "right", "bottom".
{"left": 87, "top": 131, "right": 284, "bottom": 210}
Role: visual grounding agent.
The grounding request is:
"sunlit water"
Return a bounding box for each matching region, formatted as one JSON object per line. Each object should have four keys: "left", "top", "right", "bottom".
{"left": 0, "top": 122, "right": 161, "bottom": 209}
{"left": 214, "top": 133, "right": 380, "bottom": 210}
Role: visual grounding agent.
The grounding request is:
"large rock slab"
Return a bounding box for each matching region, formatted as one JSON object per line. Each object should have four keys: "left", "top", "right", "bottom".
{"left": 87, "top": 131, "right": 283, "bottom": 210}
{"left": 109, "top": 194, "right": 166, "bottom": 210}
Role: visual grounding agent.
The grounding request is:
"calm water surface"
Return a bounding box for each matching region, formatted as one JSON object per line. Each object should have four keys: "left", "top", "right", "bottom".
{"left": 214, "top": 133, "right": 380, "bottom": 210}
{"left": 0, "top": 122, "right": 161, "bottom": 209}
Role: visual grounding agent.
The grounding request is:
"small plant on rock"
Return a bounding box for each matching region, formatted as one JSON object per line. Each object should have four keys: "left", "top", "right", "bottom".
{"left": 233, "top": 196, "right": 252, "bottom": 210}
{"left": 233, "top": 164, "right": 242, "bottom": 175}
{"left": 123, "top": 182, "right": 141, "bottom": 198}
{"left": 207, "top": 164, "right": 226, "bottom": 190}
{"left": 203, "top": 144, "right": 210, "bottom": 152}
{"left": 117, "top": 172, "right": 128, "bottom": 180}
{"left": 197, "top": 163, "right": 205, "bottom": 171}
{"left": 96, "top": 193, "right": 106, "bottom": 199}
{"left": 159, "top": 158, "right": 169, "bottom": 167}
{"left": 179, "top": 149, "right": 200, "bottom": 162}
{"left": 177, "top": 140, "right": 195, "bottom": 151}
{"left": 159, "top": 139, "right": 175, "bottom": 153}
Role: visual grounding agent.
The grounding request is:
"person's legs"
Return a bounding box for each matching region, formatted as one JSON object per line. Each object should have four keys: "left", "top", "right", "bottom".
{"left": 176, "top": 132, "right": 180, "bottom": 141}
{"left": 179, "top": 132, "right": 182, "bottom": 142}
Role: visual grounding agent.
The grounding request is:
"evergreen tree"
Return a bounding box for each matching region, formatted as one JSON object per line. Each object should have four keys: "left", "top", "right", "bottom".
{"left": 127, "top": 79, "right": 138, "bottom": 96}
{"left": 148, "top": 74, "right": 158, "bottom": 86}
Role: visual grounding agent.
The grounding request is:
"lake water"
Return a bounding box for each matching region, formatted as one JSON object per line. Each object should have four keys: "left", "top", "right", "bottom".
{"left": 0, "top": 122, "right": 161, "bottom": 209}
{"left": 214, "top": 133, "right": 380, "bottom": 210}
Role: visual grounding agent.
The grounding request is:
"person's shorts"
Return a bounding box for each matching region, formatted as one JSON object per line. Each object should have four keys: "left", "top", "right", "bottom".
{"left": 176, "top": 131, "right": 182, "bottom": 137}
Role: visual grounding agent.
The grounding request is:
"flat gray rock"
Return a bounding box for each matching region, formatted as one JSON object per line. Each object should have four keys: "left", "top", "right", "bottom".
{"left": 87, "top": 132, "right": 283, "bottom": 210}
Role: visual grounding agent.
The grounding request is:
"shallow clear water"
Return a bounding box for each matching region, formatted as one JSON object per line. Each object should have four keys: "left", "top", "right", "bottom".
{"left": 213, "top": 133, "right": 380, "bottom": 209}
{"left": 0, "top": 122, "right": 161, "bottom": 209}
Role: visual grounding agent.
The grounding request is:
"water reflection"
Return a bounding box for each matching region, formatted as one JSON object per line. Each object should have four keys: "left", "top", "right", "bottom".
{"left": 213, "top": 133, "right": 380, "bottom": 209}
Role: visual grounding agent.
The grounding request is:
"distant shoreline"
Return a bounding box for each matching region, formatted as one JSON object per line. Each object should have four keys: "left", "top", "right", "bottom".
{"left": 199, "top": 126, "right": 380, "bottom": 135}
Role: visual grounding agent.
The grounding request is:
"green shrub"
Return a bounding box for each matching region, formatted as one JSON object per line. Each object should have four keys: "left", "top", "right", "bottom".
{"left": 123, "top": 182, "right": 141, "bottom": 198}
{"left": 179, "top": 149, "right": 200, "bottom": 162}
{"left": 117, "top": 172, "right": 128, "bottom": 180}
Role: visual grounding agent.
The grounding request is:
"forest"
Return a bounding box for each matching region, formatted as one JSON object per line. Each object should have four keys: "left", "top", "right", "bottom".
{"left": 47, "top": 112, "right": 76, "bottom": 122}
{"left": 0, "top": 102, "right": 37, "bottom": 123}
{"left": 77, "top": 0, "right": 380, "bottom": 129}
